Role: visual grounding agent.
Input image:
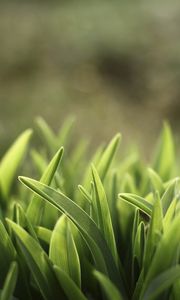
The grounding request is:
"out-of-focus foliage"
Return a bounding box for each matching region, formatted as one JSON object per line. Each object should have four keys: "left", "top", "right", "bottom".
{"left": 1, "top": 0, "right": 180, "bottom": 154}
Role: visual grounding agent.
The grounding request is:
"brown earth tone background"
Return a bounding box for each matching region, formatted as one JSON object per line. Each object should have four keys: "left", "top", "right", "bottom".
{"left": 1, "top": 0, "right": 180, "bottom": 157}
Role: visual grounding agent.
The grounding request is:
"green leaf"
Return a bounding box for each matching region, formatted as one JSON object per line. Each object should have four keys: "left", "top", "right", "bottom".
{"left": 133, "top": 221, "right": 145, "bottom": 269}
{"left": 93, "top": 270, "right": 123, "bottom": 300}
{"left": 35, "top": 117, "right": 57, "bottom": 155}
{"left": 118, "top": 193, "right": 153, "bottom": 217}
{"left": 163, "top": 198, "right": 177, "bottom": 232}
{"left": 142, "top": 265, "right": 180, "bottom": 300}
{"left": 30, "top": 149, "right": 47, "bottom": 177}
{"left": 6, "top": 219, "right": 65, "bottom": 300}
{"left": 58, "top": 116, "right": 75, "bottom": 147}
{"left": 143, "top": 192, "right": 163, "bottom": 275}
{"left": 35, "top": 226, "right": 52, "bottom": 244}
{"left": 26, "top": 147, "right": 63, "bottom": 228}
{"left": 161, "top": 177, "right": 180, "bottom": 215}
{"left": 54, "top": 265, "right": 87, "bottom": 300}
{"left": 13, "top": 203, "right": 38, "bottom": 242}
{"left": 91, "top": 165, "right": 118, "bottom": 266}
{"left": 0, "top": 129, "right": 32, "bottom": 200}
{"left": 153, "top": 122, "right": 175, "bottom": 181}
{"left": 97, "top": 133, "right": 121, "bottom": 182}
{"left": 49, "top": 215, "right": 81, "bottom": 287}
{"left": 0, "top": 262, "right": 18, "bottom": 300}
{"left": 0, "top": 222, "right": 16, "bottom": 285}
{"left": 19, "top": 177, "right": 127, "bottom": 298}
{"left": 148, "top": 168, "right": 164, "bottom": 195}
{"left": 78, "top": 185, "right": 91, "bottom": 204}
{"left": 141, "top": 214, "right": 180, "bottom": 297}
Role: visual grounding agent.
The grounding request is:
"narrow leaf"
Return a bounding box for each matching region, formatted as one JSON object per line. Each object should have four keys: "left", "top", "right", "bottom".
{"left": 94, "top": 270, "right": 123, "bottom": 300}
{"left": 0, "top": 262, "right": 18, "bottom": 300}
{"left": 0, "top": 129, "right": 32, "bottom": 200}
{"left": 50, "top": 215, "right": 81, "bottom": 287}
{"left": 26, "top": 147, "right": 63, "bottom": 228}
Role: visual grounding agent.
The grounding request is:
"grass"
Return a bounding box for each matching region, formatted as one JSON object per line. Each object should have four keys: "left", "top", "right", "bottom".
{"left": 0, "top": 118, "right": 179, "bottom": 300}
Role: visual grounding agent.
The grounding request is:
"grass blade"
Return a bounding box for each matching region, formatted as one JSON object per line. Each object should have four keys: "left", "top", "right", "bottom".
{"left": 142, "top": 265, "right": 180, "bottom": 300}
{"left": 27, "top": 147, "right": 63, "bottom": 228}
{"left": 0, "top": 129, "right": 32, "bottom": 200}
{"left": 0, "top": 262, "right": 18, "bottom": 300}
{"left": 97, "top": 133, "right": 121, "bottom": 181}
{"left": 19, "top": 176, "right": 127, "bottom": 298}
{"left": 6, "top": 219, "right": 65, "bottom": 300}
{"left": 50, "top": 215, "right": 81, "bottom": 287}
{"left": 93, "top": 270, "right": 123, "bottom": 300}
{"left": 118, "top": 193, "right": 153, "bottom": 217}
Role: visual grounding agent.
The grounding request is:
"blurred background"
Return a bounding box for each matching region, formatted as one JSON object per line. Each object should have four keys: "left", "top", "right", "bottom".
{"left": 1, "top": 0, "right": 180, "bottom": 156}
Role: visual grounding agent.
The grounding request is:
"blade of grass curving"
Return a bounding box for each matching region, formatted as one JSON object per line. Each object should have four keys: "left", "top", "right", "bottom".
{"left": 0, "top": 129, "right": 32, "bottom": 200}
{"left": 6, "top": 219, "right": 65, "bottom": 300}
{"left": 143, "top": 192, "right": 163, "bottom": 275}
{"left": 142, "top": 265, "right": 180, "bottom": 300}
{"left": 35, "top": 226, "right": 52, "bottom": 244}
{"left": 147, "top": 168, "right": 164, "bottom": 195}
{"left": 58, "top": 116, "right": 75, "bottom": 147}
{"left": 30, "top": 149, "right": 47, "bottom": 177}
{"left": 161, "top": 177, "right": 180, "bottom": 215}
{"left": 27, "top": 147, "right": 63, "bottom": 228}
{"left": 0, "top": 222, "right": 16, "bottom": 285}
{"left": 133, "top": 222, "right": 145, "bottom": 270}
{"left": 54, "top": 265, "right": 87, "bottom": 300}
{"left": 118, "top": 193, "right": 153, "bottom": 217}
{"left": 78, "top": 185, "right": 91, "bottom": 204}
{"left": 91, "top": 164, "right": 118, "bottom": 266}
{"left": 163, "top": 198, "right": 177, "bottom": 232}
{"left": 19, "top": 177, "right": 127, "bottom": 298}
{"left": 0, "top": 262, "right": 18, "bottom": 300}
{"left": 50, "top": 215, "right": 81, "bottom": 287}
{"left": 14, "top": 203, "right": 38, "bottom": 242}
{"left": 140, "top": 214, "right": 180, "bottom": 298}
{"left": 152, "top": 122, "right": 175, "bottom": 181}
{"left": 93, "top": 270, "right": 123, "bottom": 300}
{"left": 97, "top": 133, "right": 121, "bottom": 182}
{"left": 35, "top": 117, "right": 57, "bottom": 155}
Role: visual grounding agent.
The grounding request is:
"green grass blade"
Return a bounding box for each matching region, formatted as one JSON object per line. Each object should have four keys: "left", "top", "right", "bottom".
{"left": 0, "top": 129, "right": 32, "bottom": 200}
{"left": 13, "top": 203, "right": 38, "bottom": 242}
{"left": 147, "top": 168, "right": 164, "bottom": 195}
{"left": 93, "top": 270, "right": 123, "bottom": 300}
{"left": 78, "top": 185, "right": 91, "bottom": 204}
{"left": 50, "top": 215, "right": 81, "bottom": 287}
{"left": 30, "top": 149, "right": 47, "bottom": 177}
{"left": 27, "top": 147, "right": 63, "bottom": 228}
{"left": 143, "top": 192, "right": 163, "bottom": 275}
{"left": 118, "top": 193, "right": 153, "bottom": 217}
{"left": 6, "top": 219, "right": 65, "bottom": 300}
{"left": 141, "top": 214, "right": 180, "bottom": 297}
{"left": 97, "top": 133, "right": 121, "bottom": 181}
{"left": 54, "top": 265, "right": 87, "bottom": 300}
{"left": 35, "top": 117, "right": 57, "bottom": 155}
{"left": 91, "top": 164, "right": 118, "bottom": 266}
{"left": 35, "top": 226, "right": 52, "bottom": 244}
{"left": 142, "top": 265, "right": 180, "bottom": 300}
{"left": 0, "top": 222, "right": 16, "bottom": 286}
{"left": 161, "top": 177, "right": 180, "bottom": 215}
{"left": 152, "top": 122, "right": 175, "bottom": 181}
{"left": 133, "top": 221, "right": 145, "bottom": 269}
{"left": 58, "top": 116, "right": 75, "bottom": 147}
{"left": 163, "top": 198, "right": 177, "bottom": 232}
{"left": 19, "top": 177, "right": 127, "bottom": 297}
{"left": 0, "top": 262, "right": 18, "bottom": 300}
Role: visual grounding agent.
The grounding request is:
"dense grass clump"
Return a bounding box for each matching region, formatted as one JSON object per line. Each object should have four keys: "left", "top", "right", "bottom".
{"left": 0, "top": 118, "right": 179, "bottom": 300}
